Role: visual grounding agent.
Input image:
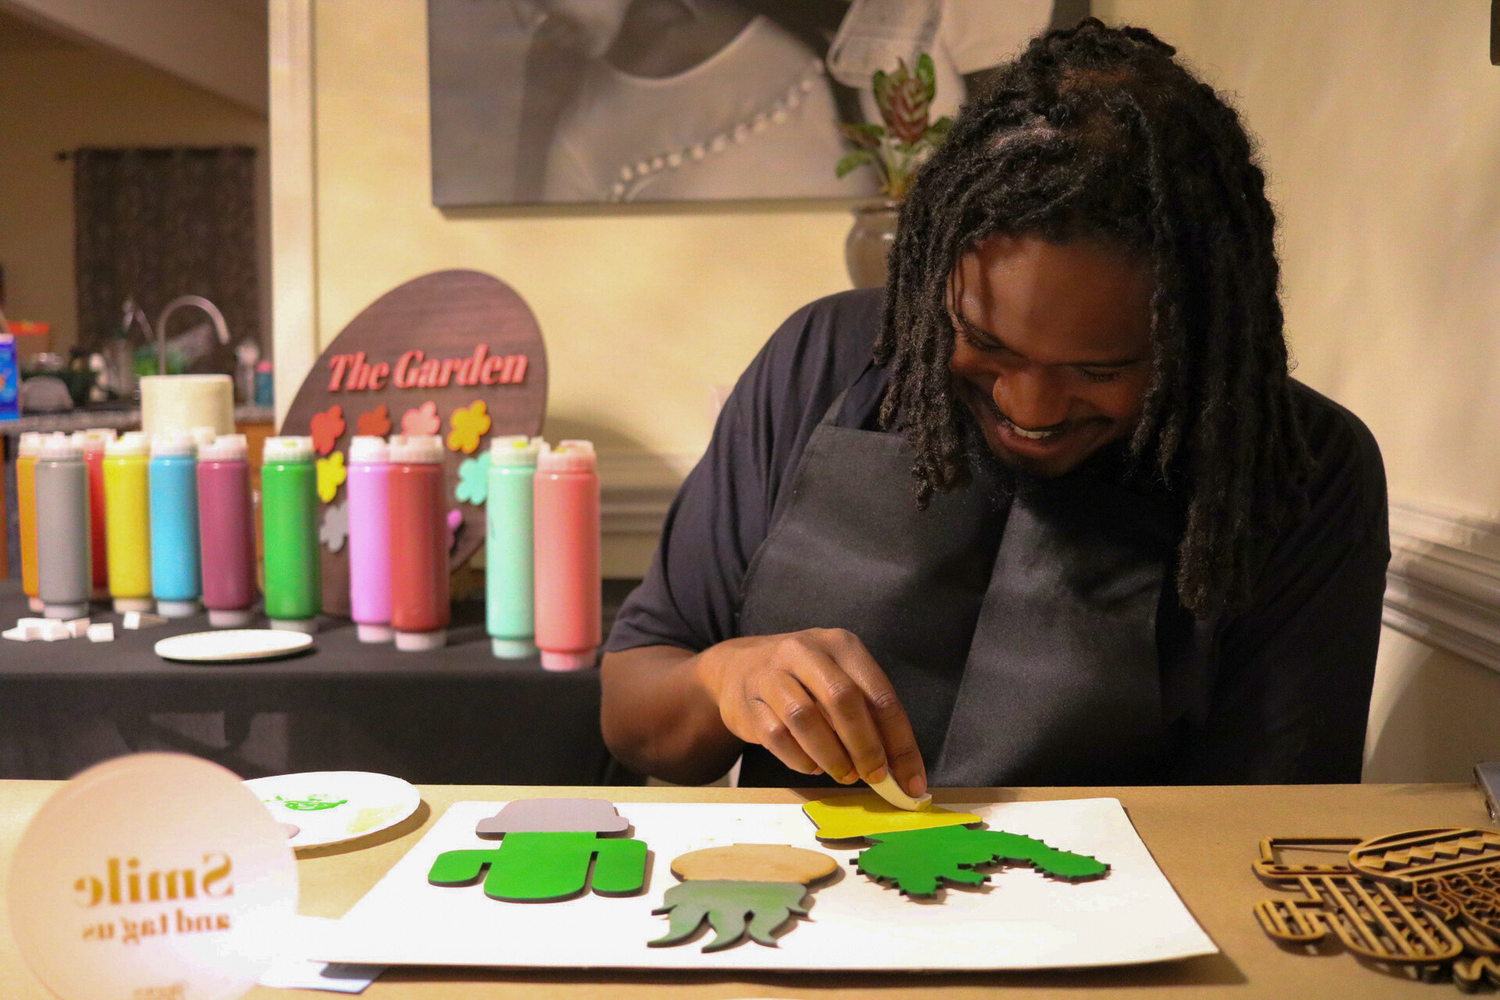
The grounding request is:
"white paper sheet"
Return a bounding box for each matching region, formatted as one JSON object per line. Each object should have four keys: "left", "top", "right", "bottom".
{"left": 314, "top": 798, "right": 1216, "bottom": 972}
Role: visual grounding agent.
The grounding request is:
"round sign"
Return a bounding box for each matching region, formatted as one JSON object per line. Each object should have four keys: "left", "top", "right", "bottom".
{"left": 9, "top": 753, "right": 299, "bottom": 1000}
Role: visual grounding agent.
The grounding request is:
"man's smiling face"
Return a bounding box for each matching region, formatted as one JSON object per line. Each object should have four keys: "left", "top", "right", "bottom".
{"left": 947, "top": 233, "right": 1156, "bottom": 478}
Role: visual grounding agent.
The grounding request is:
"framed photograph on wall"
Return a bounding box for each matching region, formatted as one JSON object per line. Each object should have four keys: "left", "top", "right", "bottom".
{"left": 428, "top": 0, "right": 1087, "bottom": 206}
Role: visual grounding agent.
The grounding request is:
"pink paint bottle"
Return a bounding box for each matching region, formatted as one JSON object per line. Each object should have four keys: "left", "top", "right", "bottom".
{"left": 75, "top": 428, "right": 117, "bottom": 599}
{"left": 532, "top": 440, "right": 601, "bottom": 671}
{"left": 196, "top": 433, "right": 258, "bottom": 627}
{"left": 387, "top": 434, "right": 449, "bottom": 651}
{"left": 346, "top": 435, "right": 393, "bottom": 643}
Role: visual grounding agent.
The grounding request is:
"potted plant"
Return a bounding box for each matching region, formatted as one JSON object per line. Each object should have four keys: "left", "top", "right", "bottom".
{"left": 837, "top": 54, "right": 954, "bottom": 287}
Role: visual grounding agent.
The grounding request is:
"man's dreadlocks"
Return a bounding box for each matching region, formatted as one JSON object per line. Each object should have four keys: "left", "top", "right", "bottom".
{"left": 873, "top": 17, "right": 1310, "bottom": 618}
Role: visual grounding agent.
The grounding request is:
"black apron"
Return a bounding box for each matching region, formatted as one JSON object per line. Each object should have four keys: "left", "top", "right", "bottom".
{"left": 735, "top": 392, "right": 1177, "bottom": 787}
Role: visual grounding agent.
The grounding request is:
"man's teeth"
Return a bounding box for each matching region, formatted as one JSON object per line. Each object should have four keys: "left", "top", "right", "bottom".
{"left": 1007, "top": 423, "right": 1059, "bottom": 440}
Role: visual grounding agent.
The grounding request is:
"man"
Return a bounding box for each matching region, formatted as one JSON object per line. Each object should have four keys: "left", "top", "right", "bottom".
{"left": 599, "top": 19, "right": 1390, "bottom": 794}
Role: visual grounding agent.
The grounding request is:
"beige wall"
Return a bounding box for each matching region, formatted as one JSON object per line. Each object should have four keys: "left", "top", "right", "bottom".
{"left": 1096, "top": 0, "right": 1500, "bottom": 781}
{"left": 0, "top": 33, "right": 269, "bottom": 355}
{"left": 310, "top": 0, "right": 854, "bottom": 487}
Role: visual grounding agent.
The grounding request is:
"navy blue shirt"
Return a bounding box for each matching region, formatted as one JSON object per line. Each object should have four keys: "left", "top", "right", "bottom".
{"left": 606, "top": 289, "right": 1391, "bottom": 783}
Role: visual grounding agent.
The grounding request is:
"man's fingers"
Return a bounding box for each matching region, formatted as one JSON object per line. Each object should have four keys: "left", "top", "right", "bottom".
{"left": 744, "top": 698, "right": 820, "bottom": 775}
{"left": 785, "top": 640, "right": 892, "bottom": 783}
{"left": 754, "top": 671, "right": 858, "bottom": 783}
{"left": 828, "top": 638, "right": 928, "bottom": 797}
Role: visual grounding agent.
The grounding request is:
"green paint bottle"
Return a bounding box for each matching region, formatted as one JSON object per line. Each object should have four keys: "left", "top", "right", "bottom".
{"left": 260, "top": 435, "right": 321, "bottom": 631}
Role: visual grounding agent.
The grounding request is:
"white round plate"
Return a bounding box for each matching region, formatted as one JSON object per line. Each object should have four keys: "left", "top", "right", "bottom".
{"left": 245, "top": 771, "right": 422, "bottom": 849}
{"left": 154, "top": 629, "right": 313, "bottom": 663}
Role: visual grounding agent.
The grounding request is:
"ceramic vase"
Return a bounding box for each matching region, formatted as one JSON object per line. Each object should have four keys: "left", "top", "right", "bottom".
{"left": 844, "top": 199, "right": 901, "bottom": 289}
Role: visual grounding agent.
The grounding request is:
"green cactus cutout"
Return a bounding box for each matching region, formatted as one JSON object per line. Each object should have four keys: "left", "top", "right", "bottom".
{"left": 649, "top": 880, "right": 810, "bottom": 952}
{"left": 856, "top": 825, "right": 1109, "bottom": 897}
{"left": 428, "top": 830, "right": 647, "bottom": 901}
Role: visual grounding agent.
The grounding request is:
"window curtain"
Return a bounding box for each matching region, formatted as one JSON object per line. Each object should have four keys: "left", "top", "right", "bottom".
{"left": 72, "top": 146, "right": 258, "bottom": 371}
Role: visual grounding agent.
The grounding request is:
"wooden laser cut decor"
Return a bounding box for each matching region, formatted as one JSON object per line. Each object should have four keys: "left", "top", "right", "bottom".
{"left": 650, "top": 844, "right": 839, "bottom": 952}
{"left": 803, "top": 793, "right": 1109, "bottom": 899}
{"left": 279, "top": 270, "right": 547, "bottom": 615}
{"left": 1252, "top": 828, "right": 1500, "bottom": 991}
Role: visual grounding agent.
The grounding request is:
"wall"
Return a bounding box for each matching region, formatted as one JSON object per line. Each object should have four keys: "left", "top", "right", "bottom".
{"left": 305, "top": 0, "right": 855, "bottom": 573}
{"left": 1095, "top": 0, "right": 1500, "bottom": 781}
{"left": 0, "top": 25, "right": 269, "bottom": 355}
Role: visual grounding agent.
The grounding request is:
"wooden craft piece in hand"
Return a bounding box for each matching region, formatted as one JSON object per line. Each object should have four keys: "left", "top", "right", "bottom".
{"left": 802, "top": 793, "right": 980, "bottom": 841}
{"left": 651, "top": 844, "right": 838, "bottom": 951}
{"left": 1252, "top": 829, "right": 1500, "bottom": 987}
{"left": 475, "top": 798, "right": 631, "bottom": 837}
{"left": 428, "top": 831, "right": 647, "bottom": 901}
{"left": 856, "top": 825, "right": 1110, "bottom": 898}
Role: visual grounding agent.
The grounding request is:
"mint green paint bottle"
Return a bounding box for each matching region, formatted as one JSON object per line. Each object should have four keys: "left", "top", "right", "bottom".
{"left": 486, "top": 435, "right": 542, "bottom": 658}
{"left": 260, "top": 436, "right": 321, "bottom": 631}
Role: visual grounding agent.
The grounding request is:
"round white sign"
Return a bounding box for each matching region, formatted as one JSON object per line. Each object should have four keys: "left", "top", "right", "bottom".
{"left": 9, "top": 753, "right": 299, "bottom": 1000}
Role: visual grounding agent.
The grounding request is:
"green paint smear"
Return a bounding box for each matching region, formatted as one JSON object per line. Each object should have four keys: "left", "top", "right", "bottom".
{"left": 275, "top": 794, "right": 347, "bottom": 811}
{"left": 428, "top": 831, "right": 647, "bottom": 901}
{"left": 650, "top": 880, "right": 809, "bottom": 952}
{"left": 856, "top": 825, "right": 1109, "bottom": 897}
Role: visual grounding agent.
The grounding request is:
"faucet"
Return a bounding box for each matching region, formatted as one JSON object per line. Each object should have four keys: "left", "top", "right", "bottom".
{"left": 153, "top": 295, "right": 230, "bottom": 375}
{"left": 122, "top": 297, "right": 154, "bottom": 345}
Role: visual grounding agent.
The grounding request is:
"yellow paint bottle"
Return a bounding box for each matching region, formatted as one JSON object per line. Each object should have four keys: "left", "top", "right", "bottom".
{"left": 16, "top": 432, "right": 42, "bottom": 612}
{"left": 102, "top": 431, "right": 154, "bottom": 613}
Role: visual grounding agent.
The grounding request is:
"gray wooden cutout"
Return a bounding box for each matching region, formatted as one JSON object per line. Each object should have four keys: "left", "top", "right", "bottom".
{"left": 476, "top": 798, "right": 630, "bottom": 837}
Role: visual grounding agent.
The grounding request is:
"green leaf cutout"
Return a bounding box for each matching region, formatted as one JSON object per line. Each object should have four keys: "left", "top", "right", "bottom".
{"left": 856, "top": 825, "right": 1109, "bottom": 898}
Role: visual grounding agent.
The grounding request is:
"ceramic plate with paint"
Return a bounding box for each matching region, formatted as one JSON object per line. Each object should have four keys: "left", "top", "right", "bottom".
{"left": 154, "top": 629, "right": 313, "bottom": 663}
{"left": 245, "top": 771, "right": 421, "bottom": 849}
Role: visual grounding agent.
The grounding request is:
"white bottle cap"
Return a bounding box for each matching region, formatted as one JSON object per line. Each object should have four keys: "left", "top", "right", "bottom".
{"left": 189, "top": 426, "right": 218, "bottom": 448}
{"left": 388, "top": 434, "right": 444, "bottom": 465}
{"left": 79, "top": 428, "right": 118, "bottom": 447}
{"left": 208, "top": 608, "right": 255, "bottom": 628}
{"left": 263, "top": 436, "right": 315, "bottom": 463}
{"left": 150, "top": 431, "right": 197, "bottom": 458}
{"left": 105, "top": 431, "right": 152, "bottom": 458}
{"left": 356, "top": 623, "right": 394, "bottom": 643}
{"left": 38, "top": 433, "right": 83, "bottom": 461}
{"left": 113, "top": 597, "right": 155, "bottom": 613}
{"left": 537, "top": 439, "right": 596, "bottom": 475}
{"left": 17, "top": 432, "right": 43, "bottom": 457}
{"left": 198, "top": 433, "right": 248, "bottom": 462}
{"left": 156, "top": 599, "right": 200, "bottom": 618}
{"left": 349, "top": 435, "right": 391, "bottom": 465}
{"left": 489, "top": 435, "right": 544, "bottom": 466}
{"left": 395, "top": 628, "right": 447, "bottom": 651}
{"left": 540, "top": 648, "right": 597, "bottom": 671}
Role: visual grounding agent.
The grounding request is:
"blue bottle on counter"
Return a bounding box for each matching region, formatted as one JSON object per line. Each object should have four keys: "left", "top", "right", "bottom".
{"left": 149, "top": 431, "right": 203, "bottom": 617}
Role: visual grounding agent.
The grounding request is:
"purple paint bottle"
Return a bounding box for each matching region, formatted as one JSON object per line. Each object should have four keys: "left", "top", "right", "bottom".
{"left": 346, "top": 435, "right": 393, "bottom": 643}
{"left": 196, "top": 433, "right": 258, "bottom": 627}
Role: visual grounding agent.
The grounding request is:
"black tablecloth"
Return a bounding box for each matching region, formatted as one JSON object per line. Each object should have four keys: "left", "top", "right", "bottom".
{"left": 0, "top": 580, "right": 639, "bottom": 784}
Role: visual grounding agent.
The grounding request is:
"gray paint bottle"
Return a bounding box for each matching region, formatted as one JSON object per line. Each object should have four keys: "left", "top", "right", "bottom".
{"left": 35, "top": 432, "right": 91, "bottom": 619}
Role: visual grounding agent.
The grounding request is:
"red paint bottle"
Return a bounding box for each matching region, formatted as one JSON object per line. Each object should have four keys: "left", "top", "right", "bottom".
{"left": 388, "top": 434, "right": 449, "bottom": 651}
{"left": 532, "top": 440, "right": 601, "bottom": 671}
{"left": 196, "top": 433, "right": 258, "bottom": 627}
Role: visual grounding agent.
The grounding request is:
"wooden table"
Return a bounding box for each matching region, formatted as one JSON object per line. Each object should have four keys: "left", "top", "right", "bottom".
{"left": 0, "top": 781, "right": 1490, "bottom": 998}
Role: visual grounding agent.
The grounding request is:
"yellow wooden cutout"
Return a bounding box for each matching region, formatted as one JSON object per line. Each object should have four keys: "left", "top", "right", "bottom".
{"left": 670, "top": 844, "right": 837, "bottom": 884}
{"left": 803, "top": 793, "right": 980, "bottom": 841}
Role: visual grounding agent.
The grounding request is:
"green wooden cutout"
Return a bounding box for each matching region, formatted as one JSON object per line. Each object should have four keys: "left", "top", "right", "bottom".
{"left": 428, "top": 830, "right": 648, "bottom": 901}
{"left": 856, "top": 825, "right": 1109, "bottom": 897}
{"left": 649, "top": 880, "right": 809, "bottom": 952}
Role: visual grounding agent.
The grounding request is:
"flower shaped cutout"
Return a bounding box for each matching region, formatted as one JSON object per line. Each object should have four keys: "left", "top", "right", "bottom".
{"left": 356, "top": 404, "right": 392, "bottom": 437}
{"left": 447, "top": 400, "right": 492, "bottom": 454}
{"left": 455, "top": 454, "right": 491, "bottom": 506}
{"left": 316, "top": 451, "right": 347, "bottom": 503}
{"left": 320, "top": 500, "right": 349, "bottom": 553}
{"left": 402, "top": 401, "right": 441, "bottom": 436}
{"left": 310, "top": 404, "right": 345, "bottom": 456}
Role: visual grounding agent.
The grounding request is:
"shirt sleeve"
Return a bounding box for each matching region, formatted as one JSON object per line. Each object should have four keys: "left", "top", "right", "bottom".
{"left": 1171, "top": 384, "right": 1391, "bottom": 783}
{"left": 605, "top": 290, "right": 884, "bottom": 654}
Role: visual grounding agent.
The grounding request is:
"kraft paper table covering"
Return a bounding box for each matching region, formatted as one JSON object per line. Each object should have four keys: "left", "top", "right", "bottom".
{"left": 0, "top": 781, "right": 1488, "bottom": 999}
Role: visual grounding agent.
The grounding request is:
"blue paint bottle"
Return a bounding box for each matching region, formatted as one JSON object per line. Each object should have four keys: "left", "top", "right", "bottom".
{"left": 149, "top": 431, "right": 203, "bottom": 617}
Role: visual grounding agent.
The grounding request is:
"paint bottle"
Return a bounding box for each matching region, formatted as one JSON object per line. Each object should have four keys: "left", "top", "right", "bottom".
{"left": 486, "top": 435, "right": 543, "bottom": 658}
{"left": 149, "top": 431, "right": 202, "bottom": 618}
{"left": 16, "top": 431, "right": 43, "bottom": 612}
{"left": 260, "top": 435, "right": 321, "bottom": 631}
{"left": 197, "top": 433, "right": 258, "bottom": 627}
{"left": 387, "top": 434, "right": 449, "bottom": 651}
{"left": 346, "top": 435, "right": 393, "bottom": 643}
{"left": 102, "top": 432, "right": 154, "bottom": 613}
{"left": 34, "top": 432, "right": 91, "bottom": 620}
{"left": 532, "top": 440, "right": 601, "bottom": 671}
{"left": 75, "top": 428, "right": 117, "bottom": 599}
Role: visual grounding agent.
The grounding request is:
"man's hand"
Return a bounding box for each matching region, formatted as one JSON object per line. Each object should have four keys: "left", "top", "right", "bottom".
{"left": 694, "top": 629, "right": 927, "bottom": 798}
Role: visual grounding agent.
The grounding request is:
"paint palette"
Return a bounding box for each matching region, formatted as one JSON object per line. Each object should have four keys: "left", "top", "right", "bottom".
{"left": 245, "top": 771, "right": 421, "bottom": 849}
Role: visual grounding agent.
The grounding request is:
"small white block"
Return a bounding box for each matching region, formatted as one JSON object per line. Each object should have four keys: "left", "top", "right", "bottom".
{"left": 122, "top": 612, "right": 168, "bottom": 630}
{"left": 86, "top": 623, "right": 115, "bottom": 643}
{"left": 17, "top": 617, "right": 48, "bottom": 629}
{"left": 39, "top": 621, "right": 71, "bottom": 641}
{"left": 65, "top": 618, "right": 91, "bottom": 638}
{"left": 2, "top": 627, "right": 29, "bottom": 642}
